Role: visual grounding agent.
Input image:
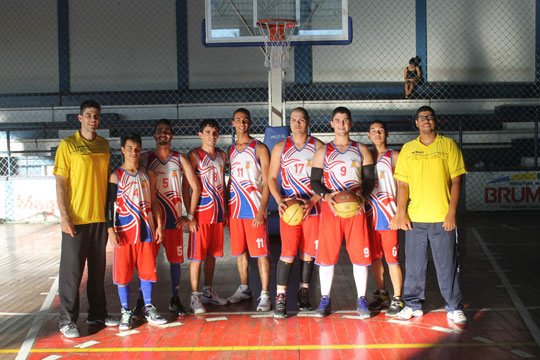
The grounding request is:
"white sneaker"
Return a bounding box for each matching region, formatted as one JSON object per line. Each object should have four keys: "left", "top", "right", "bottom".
{"left": 190, "top": 293, "right": 206, "bottom": 314}
{"left": 256, "top": 293, "right": 272, "bottom": 312}
{"left": 202, "top": 288, "right": 228, "bottom": 305}
{"left": 395, "top": 306, "right": 423, "bottom": 320}
{"left": 227, "top": 286, "right": 252, "bottom": 304}
{"left": 447, "top": 310, "right": 467, "bottom": 324}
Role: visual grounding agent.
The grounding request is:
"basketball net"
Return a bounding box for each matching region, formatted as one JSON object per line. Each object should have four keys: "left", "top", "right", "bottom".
{"left": 257, "top": 19, "right": 296, "bottom": 69}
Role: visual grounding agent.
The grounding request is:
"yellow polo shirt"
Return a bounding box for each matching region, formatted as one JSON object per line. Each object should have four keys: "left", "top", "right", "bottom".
{"left": 54, "top": 131, "right": 110, "bottom": 225}
{"left": 394, "top": 134, "right": 466, "bottom": 223}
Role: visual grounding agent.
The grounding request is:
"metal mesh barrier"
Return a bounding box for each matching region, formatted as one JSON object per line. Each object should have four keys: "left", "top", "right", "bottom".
{"left": 0, "top": 0, "right": 539, "bottom": 221}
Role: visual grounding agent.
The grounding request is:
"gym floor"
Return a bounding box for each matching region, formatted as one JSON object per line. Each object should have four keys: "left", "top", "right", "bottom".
{"left": 0, "top": 212, "right": 539, "bottom": 359}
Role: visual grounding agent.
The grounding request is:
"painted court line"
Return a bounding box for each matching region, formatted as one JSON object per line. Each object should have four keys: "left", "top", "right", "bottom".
{"left": 0, "top": 342, "right": 537, "bottom": 354}
{"left": 501, "top": 224, "right": 519, "bottom": 231}
{"left": 430, "top": 326, "right": 461, "bottom": 334}
{"left": 205, "top": 316, "right": 228, "bottom": 322}
{"left": 41, "top": 356, "right": 62, "bottom": 360}
{"left": 472, "top": 228, "right": 540, "bottom": 349}
{"left": 510, "top": 349, "right": 535, "bottom": 358}
{"left": 159, "top": 322, "right": 184, "bottom": 328}
{"left": 342, "top": 315, "right": 370, "bottom": 320}
{"left": 387, "top": 319, "right": 412, "bottom": 325}
{"left": 15, "top": 276, "right": 58, "bottom": 360}
{"left": 75, "top": 341, "right": 100, "bottom": 349}
{"left": 473, "top": 336, "right": 495, "bottom": 343}
{"left": 250, "top": 314, "right": 273, "bottom": 318}
{"left": 116, "top": 330, "right": 140, "bottom": 337}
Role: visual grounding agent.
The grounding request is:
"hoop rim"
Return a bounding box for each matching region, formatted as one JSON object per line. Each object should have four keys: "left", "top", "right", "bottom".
{"left": 257, "top": 18, "right": 297, "bottom": 29}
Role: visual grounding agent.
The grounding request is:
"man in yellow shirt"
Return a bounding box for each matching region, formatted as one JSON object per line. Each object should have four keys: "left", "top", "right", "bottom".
{"left": 54, "top": 100, "right": 119, "bottom": 338}
{"left": 390, "top": 106, "right": 467, "bottom": 325}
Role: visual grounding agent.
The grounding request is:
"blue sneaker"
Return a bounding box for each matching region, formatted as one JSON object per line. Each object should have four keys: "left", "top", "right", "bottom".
{"left": 315, "top": 296, "right": 331, "bottom": 317}
{"left": 356, "top": 296, "right": 371, "bottom": 319}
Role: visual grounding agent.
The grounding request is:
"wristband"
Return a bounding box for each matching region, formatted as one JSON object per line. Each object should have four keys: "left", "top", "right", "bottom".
{"left": 186, "top": 214, "right": 193, "bottom": 221}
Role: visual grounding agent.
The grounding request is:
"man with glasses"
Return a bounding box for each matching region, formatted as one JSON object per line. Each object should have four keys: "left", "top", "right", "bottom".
{"left": 390, "top": 106, "right": 467, "bottom": 325}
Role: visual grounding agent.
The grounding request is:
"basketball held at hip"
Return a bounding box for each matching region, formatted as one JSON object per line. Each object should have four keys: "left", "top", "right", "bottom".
{"left": 282, "top": 199, "right": 305, "bottom": 226}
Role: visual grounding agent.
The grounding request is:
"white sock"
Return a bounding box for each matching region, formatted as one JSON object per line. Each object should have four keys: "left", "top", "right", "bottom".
{"left": 240, "top": 284, "right": 249, "bottom": 291}
{"left": 353, "top": 264, "right": 369, "bottom": 298}
{"left": 319, "top": 265, "right": 335, "bottom": 297}
{"left": 261, "top": 290, "right": 269, "bottom": 298}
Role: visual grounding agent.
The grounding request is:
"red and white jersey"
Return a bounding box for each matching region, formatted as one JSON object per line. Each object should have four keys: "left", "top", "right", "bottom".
{"left": 323, "top": 141, "right": 363, "bottom": 194}
{"left": 114, "top": 167, "right": 155, "bottom": 244}
{"left": 146, "top": 150, "right": 183, "bottom": 230}
{"left": 229, "top": 139, "right": 263, "bottom": 219}
{"left": 280, "top": 136, "right": 320, "bottom": 215}
{"left": 195, "top": 147, "right": 226, "bottom": 224}
{"left": 366, "top": 150, "right": 397, "bottom": 230}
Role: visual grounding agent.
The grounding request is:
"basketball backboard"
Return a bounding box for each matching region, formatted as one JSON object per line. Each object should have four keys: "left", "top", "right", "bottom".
{"left": 203, "top": 0, "right": 351, "bottom": 46}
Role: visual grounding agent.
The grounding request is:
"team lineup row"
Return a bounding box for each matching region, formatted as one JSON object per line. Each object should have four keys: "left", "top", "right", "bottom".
{"left": 53, "top": 101, "right": 467, "bottom": 338}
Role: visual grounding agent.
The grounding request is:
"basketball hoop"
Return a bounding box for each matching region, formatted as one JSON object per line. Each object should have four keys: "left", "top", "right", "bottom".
{"left": 257, "top": 19, "right": 296, "bottom": 69}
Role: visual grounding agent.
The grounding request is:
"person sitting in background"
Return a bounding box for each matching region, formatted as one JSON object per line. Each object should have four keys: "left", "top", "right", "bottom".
{"left": 404, "top": 56, "right": 422, "bottom": 99}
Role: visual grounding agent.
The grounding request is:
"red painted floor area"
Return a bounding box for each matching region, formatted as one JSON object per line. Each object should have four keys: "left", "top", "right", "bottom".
{"left": 2, "top": 213, "right": 540, "bottom": 359}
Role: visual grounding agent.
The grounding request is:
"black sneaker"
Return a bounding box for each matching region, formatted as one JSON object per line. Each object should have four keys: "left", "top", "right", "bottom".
{"left": 297, "top": 287, "right": 312, "bottom": 311}
{"left": 315, "top": 296, "right": 331, "bottom": 318}
{"left": 386, "top": 296, "right": 405, "bottom": 317}
{"left": 132, "top": 298, "right": 145, "bottom": 319}
{"left": 87, "top": 315, "right": 120, "bottom": 327}
{"left": 143, "top": 304, "right": 167, "bottom": 325}
{"left": 368, "top": 290, "right": 390, "bottom": 310}
{"left": 119, "top": 308, "right": 133, "bottom": 331}
{"left": 169, "top": 295, "right": 188, "bottom": 316}
{"left": 273, "top": 293, "right": 287, "bottom": 319}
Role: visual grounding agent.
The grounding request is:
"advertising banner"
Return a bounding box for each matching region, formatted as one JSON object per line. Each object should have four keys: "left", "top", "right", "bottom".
{"left": 466, "top": 172, "right": 540, "bottom": 211}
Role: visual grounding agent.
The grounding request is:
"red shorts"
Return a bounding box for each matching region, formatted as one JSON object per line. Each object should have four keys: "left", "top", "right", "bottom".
{"left": 188, "top": 223, "right": 224, "bottom": 261}
{"left": 370, "top": 229, "right": 399, "bottom": 264}
{"left": 229, "top": 218, "right": 269, "bottom": 257}
{"left": 279, "top": 215, "right": 319, "bottom": 259}
{"left": 316, "top": 202, "right": 371, "bottom": 266}
{"left": 155, "top": 228, "right": 184, "bottom": 263}
{"left": 113, "top": 241, "right": 157, "bottom": 285}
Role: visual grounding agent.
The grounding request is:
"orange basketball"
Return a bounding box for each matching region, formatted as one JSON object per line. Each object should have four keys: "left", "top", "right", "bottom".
{"left": 333, "top": 191, "right": 361, "bottom": 218}
{"left": 282, "top": 199, "right": 305, "bottom": 226}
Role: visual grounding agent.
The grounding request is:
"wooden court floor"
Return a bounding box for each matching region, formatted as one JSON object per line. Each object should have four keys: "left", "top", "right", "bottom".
{"left": 0, "top": 213, "right": 539, "bottom": 359}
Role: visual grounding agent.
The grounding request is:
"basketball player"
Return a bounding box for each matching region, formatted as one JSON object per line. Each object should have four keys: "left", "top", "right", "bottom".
{"left": 391, "top": 106, "right": 467, "bottom": 325}
{"left": 106, "top": 133, "right": 167, "bottom": 330}
{"left": 138, "top": 119, "right": 201, "bottom": 317}
{"left": 54, "top": 100, "right": 118, "bottom": 338}
{"left": 268, "top": 107, "right": 324, "bottom": 318}
{"left": 365, "top": 120, "right": 404, "bottom": 316}
{"left": 310, "top": 107, "right": 375, "bottom": 318}
{"left": 227, "top": 108, "right": 272, "bottom": 312}
{"left": 183, "top": 119, "right": 228, "bottom": 314}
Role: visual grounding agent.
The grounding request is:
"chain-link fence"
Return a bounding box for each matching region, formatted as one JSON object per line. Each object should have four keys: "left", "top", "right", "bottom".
{"left": 0, "top": 0, "right": 539, "bottom": 221}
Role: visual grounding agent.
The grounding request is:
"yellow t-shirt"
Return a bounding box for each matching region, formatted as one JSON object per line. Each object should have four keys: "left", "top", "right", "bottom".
{"left": 394, "top": 134, "right": 466, "bottom": 223}
{"left": 54, "top": 131, "right": 110, "bottom": 225}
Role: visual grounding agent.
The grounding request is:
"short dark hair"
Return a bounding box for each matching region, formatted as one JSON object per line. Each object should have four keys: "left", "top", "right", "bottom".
{"left": 80, "top": 100, "right": 101, "bottom": 114}
{"left": 369, "top": 120, "right": 388, "bottom": 133}
{"left": 290, "top": 107, "right": 310, "bottom": 122}
{"left": 415, "top": 105, "right": 436, "bottom": 118}
{"left": 332, "top": 106, "right": 352, "bottom": 120}
{"left": 409, "top": 56, "right": 421, "bottom": 66}
{"left": 233, "top": 108, "right": 251, "bottom": 121}
{"left": 199, "top": 119, "right": 220, "bottom": 133}
{"left": 121, "top": 133, "right": 142, "bottom": 148}
{"left": 154, "top": 118, "right": 173, "bottom": 134}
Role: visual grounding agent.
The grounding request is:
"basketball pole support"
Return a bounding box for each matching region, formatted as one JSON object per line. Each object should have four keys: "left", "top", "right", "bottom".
{"left": 268, "top": 67, "right": 285, "bottom": 126}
